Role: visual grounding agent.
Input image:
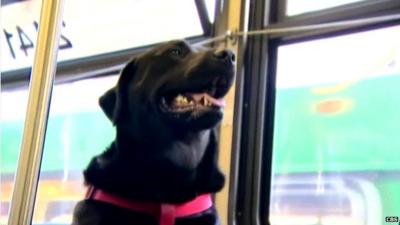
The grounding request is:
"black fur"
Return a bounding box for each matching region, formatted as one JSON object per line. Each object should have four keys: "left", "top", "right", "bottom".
{"left": 72, "top": 40, "right": 235, "bottom": 225}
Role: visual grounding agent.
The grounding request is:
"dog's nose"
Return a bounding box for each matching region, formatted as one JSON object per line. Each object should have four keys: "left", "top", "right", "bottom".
{"left": 214, "top": 49, "right": 235, "bottom": 64}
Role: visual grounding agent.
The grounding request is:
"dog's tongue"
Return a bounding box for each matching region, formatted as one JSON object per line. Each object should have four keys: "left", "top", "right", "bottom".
{"left": 191, "top": 93, "right": 226, "bottom": 107}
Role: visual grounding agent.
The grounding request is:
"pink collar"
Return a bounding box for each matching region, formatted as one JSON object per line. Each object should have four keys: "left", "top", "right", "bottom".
{"left": 86, "top": 186, "right": 212, "bottom": 225}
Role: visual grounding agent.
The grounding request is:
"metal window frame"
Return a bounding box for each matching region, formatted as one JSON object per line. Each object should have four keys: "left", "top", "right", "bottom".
{"left": 273, "top": 0, "right": 400, "bottom": 40}
{"left": 234, "top": 0, "right": 271, "bottom": 225}
{"left": 233, "top": 1, "right": 400, "bottom": 225}
{"left": 195, "top": 0, "right": 213, "bottom": 35}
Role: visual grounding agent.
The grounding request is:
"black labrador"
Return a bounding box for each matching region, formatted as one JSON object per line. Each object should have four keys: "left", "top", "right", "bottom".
{"left": 72, "top": 40, "right": 235, "bottom": 225}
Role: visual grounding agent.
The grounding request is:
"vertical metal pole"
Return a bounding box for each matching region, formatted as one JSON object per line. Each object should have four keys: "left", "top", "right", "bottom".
{"left": 7, "top": 0, "right": 64, "bottom": 224}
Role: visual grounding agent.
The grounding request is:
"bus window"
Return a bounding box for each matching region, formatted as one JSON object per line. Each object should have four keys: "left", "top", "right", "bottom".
{"left": 1, "top": 89, "right": 28, "bottom": 225}
{"left": 269, "top": 25, "right": 400, "bottom": 225}
{"left": 1, "top": 0, "right": 212, "bottom": 73}
{"left": 1, "top": 0, "right": 216, "bottom": 224}
{"left": 1, "top": 76, "right": 118, "bottom": 224}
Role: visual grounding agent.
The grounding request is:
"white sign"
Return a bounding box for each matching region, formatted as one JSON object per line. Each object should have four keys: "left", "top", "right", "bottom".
{"left": 1, "top": 0, "right": 204, "bottom": 72}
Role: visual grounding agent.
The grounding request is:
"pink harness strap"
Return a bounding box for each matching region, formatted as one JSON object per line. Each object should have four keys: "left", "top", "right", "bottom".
{"left": 86, "top": 186, "right": 212, "bottom": 225}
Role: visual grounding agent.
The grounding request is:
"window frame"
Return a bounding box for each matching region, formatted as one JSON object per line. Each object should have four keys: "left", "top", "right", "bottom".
{"left": 233, "top": 0, "right": 400, "bottom": 225}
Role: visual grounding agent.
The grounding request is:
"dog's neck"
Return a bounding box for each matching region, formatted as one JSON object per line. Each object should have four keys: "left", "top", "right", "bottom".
{"left": 116, "top": 126, "right": 209, "bottom": 148}
{"left": 114, "top": 129, "right": 210, "bottom": 169}
{"left": 83, "top": 129, "right": 224, "bottom": 203}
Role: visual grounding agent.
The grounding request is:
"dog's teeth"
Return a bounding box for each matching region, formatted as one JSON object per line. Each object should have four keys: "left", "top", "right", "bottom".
{"left": 175, "top": 95, "right": 185, "bottom": 104}
{"left": 202, "top": 97, "right": 208, "bottom": 106}
{"left": 177, "top": 95, "right": 184, "bottom": 102}
{"left": 173, "top": 94, "right": 194, "bottom": 107}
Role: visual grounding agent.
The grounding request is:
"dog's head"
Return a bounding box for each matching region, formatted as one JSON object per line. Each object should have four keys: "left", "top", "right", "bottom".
{"left": 99, "top": 40, "right": 235, "bottom": 142}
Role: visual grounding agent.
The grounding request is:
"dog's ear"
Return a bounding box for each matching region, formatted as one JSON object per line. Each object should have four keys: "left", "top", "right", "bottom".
{"left": 99, "top": 88, "right": 117, "bottom": 121}
{"left": 99, "top": 59, "right": 136, "bottom": 124}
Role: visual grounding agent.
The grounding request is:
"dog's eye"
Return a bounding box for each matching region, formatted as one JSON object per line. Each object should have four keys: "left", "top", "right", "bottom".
{"left": 170, "top": 48, "right": 182, "bottom": 56}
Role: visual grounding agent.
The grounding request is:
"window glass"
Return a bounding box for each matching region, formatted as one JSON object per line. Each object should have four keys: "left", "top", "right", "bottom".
{"left": 270, "top": 25, "right": 400, "bottom": 225}
{"left": 0, "top": 90, "right": 28, "bottom": 225}
{"left": 205, "top": 0, "right": 217, "bottom": 22}
{"left": 1, "top": 0, "right": 208, "bottom": 73}
{"left": 0, "top": 76, "right": 118, "bottom": 224}
{"left": 1, "top": 1, "right": 215, "bottom": 224}
{"left": 286, "top": 0, "right": 367, "bottom": 16}
{"left": 1, "top": 0, "right": 40, "bottom": 224}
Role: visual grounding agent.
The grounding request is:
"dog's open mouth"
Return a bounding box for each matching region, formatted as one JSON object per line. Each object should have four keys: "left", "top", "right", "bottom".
{"left": 159, "top": 76, "right": 232, "bottom": 119}
{"left": 161, "top": 92, "right": 226, "bottom": 113}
